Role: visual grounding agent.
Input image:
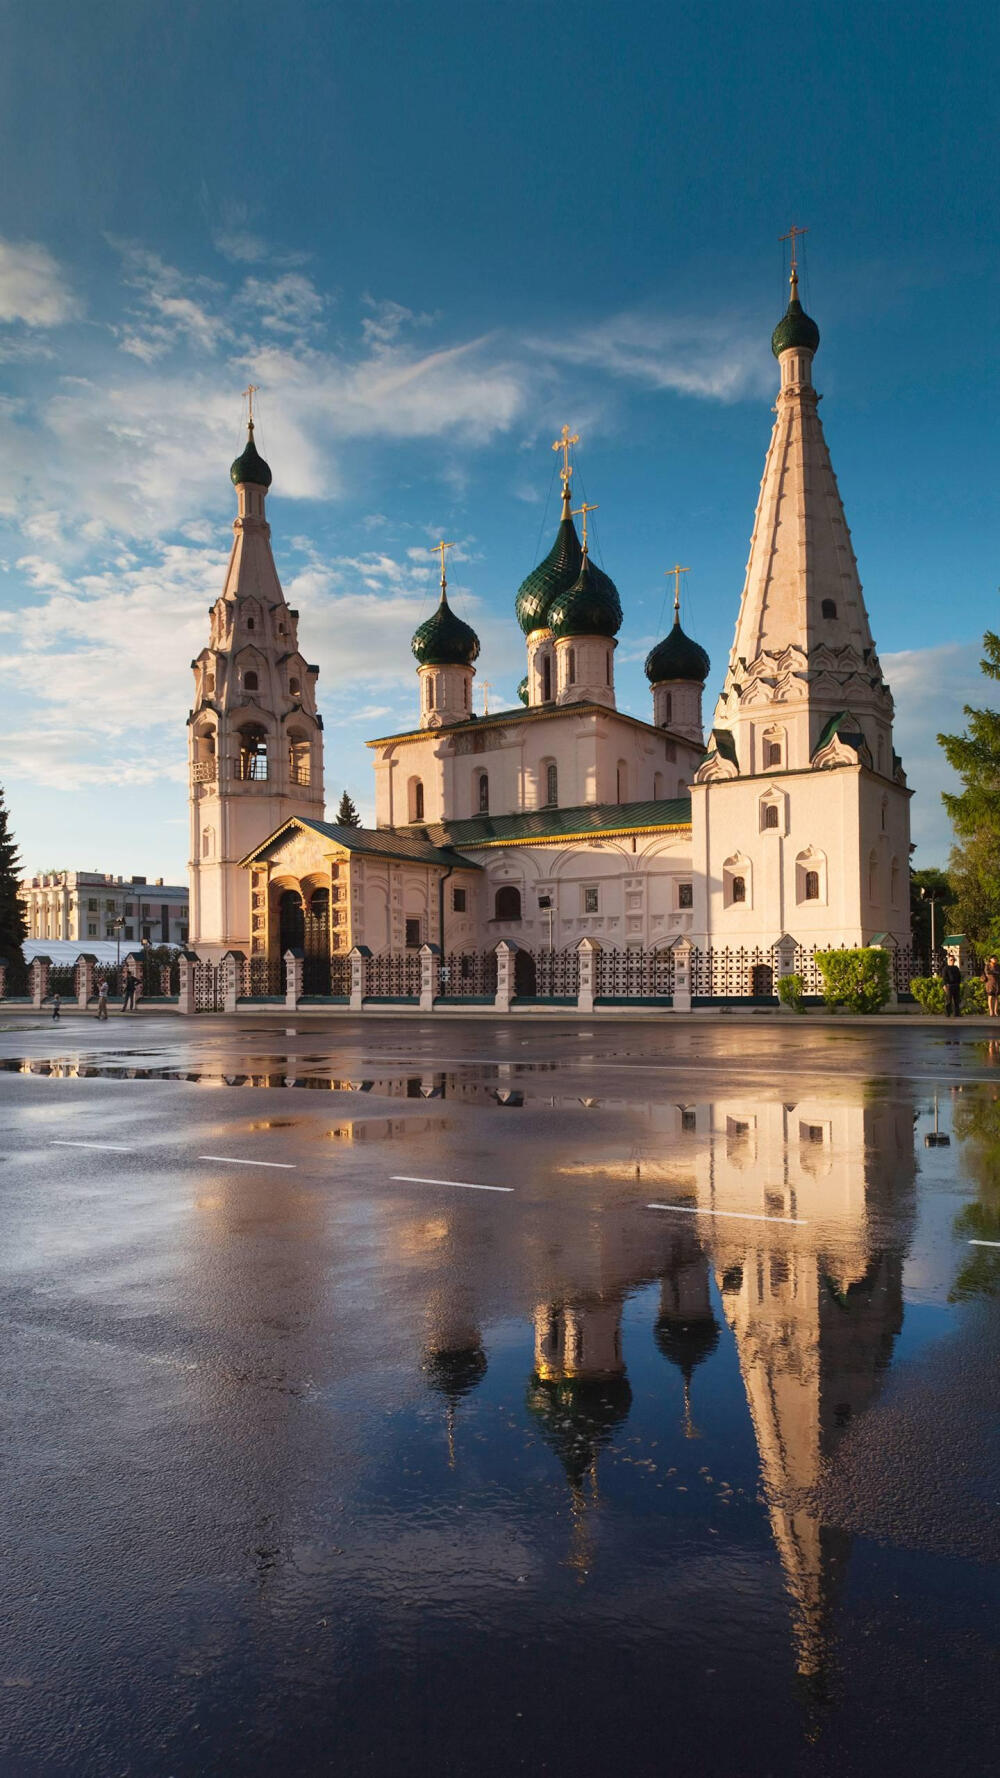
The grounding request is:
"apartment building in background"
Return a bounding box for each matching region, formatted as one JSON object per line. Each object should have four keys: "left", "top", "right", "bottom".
{"left": 20, "top": 871, "right": 189, "bottom": 946}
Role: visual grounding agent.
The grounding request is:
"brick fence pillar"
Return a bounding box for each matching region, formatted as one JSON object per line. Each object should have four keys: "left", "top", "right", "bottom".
{"left": 75, "top": 953, "right": 96, "bottom": 1008}
{"left": 30, "top": 956, "right": 50, "bottom": 1009}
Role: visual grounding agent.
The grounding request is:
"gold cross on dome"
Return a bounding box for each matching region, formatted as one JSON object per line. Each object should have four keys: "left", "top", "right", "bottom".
{"left": 552, "top": 425, "right": 580, "bottom": 488}
{"left": 666, "top": 563, "right": 690, "bottom": 615}
{"left": 572, "top": 501, "right": 598, "bottom": 551}
{"left": 242, "top": 384, "right": 258, "bottom": 429}
{"left": 430, "top": 539, "right": 456, "bottom": 592}
{"left": 479, "top": 680, "right": 492, "bottom": 716}
{"left": 779, "top": 224, "right": 808, "bottom": 271}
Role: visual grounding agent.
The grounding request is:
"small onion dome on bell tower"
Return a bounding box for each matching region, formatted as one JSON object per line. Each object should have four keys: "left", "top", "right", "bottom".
{"left": 771, "top": 254, "right": 820, "bottom": 360}
{"left": 411, "top": 585, "right": 480, "bottom": 667}
{"left": 230, "top": 419, "right": 272, "bottom": 489}
{"left": 644, "top": 615, "right": 710, "bottom": 687}
{"left": 517, "top": 675, "right": 529, "bottom": 706}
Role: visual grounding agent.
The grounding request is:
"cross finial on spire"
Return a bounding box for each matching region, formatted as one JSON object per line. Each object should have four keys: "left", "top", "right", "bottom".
{"left": 572, "top": 502, "right": 598, "bottom": 554}
{"left": 666, "top": 563, "right": 690, "bottom": 620}
{"left": 430, "top": 539, "right": 456, "bottom": 595}
{"left": 552, "top": 424, "right": 580, "bottom": 493}
{"left": 779, "top": 224, "right": 808, "bottom": 297}
{"left": 242, "top": 384, "right": 258, "bottom": 434}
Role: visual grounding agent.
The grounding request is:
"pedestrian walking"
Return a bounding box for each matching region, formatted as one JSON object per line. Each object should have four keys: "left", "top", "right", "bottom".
{"left": 51, "top": 993, "right": 61, "bottom": 1021}
{"left": 983, "top": 955, "right": 1000, "bottom": 1018}
{"left": 942, "top": 958, "right": 963, "bottom": 1018}
{"left": 121, "top": 971, "right": 136, "bottom": 1012}
{"left": 96, "top": 979, "right": 108, "bottom": 1020}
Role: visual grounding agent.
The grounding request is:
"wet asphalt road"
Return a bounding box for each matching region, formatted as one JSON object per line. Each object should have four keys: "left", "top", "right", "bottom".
{"left": 1, "top": 1012, "right": 998, "bottom": 1777}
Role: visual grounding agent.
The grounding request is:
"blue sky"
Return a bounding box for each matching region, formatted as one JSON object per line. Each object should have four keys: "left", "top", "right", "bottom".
{"left": 1, "top": 0, "right": 996, "bottom": 880}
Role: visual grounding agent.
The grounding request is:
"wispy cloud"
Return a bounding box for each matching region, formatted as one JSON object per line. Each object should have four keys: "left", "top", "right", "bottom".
{"left": 531, "top": 310, "right": 772, "bottom": 402}
{"left": 0, "top": 237, "right": 79, "bottom": 327}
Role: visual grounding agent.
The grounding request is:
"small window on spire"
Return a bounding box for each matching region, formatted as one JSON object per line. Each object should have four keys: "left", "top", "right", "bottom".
{"left": 246, "top": 617, "right": 255, "bottom": 631}
{"left": 821, "top": 599, "right": 837, "bottom": 619}
{"left": 244, "top": 671, "right": 258, "bottom": 692}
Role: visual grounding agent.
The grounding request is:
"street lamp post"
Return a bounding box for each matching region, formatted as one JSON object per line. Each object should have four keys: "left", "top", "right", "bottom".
{"left": 114, "top": 916, "right": 125, "bottom": 969}
{"left": 919, "top": 887, "right": 940, "bottom": 966}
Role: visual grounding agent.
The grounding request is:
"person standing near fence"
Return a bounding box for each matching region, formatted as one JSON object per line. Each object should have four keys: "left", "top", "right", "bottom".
{"left": 983, "top": 956, "right": 1000, "bottom": 1018}
{"left": 942, "top": 958, "right": 963, "bottom": 1018}
{"left": 121, "top": 971, "right": 136, "bottom": 1013}
{"left": 96, "top": 978, "right": 108, "bottom": 1020}
{"left": 51, "top": 992, "right": 61, "bottom": 1021}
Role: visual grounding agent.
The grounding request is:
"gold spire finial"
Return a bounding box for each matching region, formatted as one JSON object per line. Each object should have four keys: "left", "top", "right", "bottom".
{"left": 779, "top": 224, "right": 808, "bottom": 299}
{"left": 572, "top": 501, "right": 598, "bottom": 555}
{"left": 242, "top": 384, "right": 258, "bottom": 434}
{"left": 553, "top": 424, "right": 580, "bottom": 508}
{"left": 666, "top": 563, "right": 690, "bottom": 622}
{"left": 430, "top": 539, "right": 456, "bottom": 596}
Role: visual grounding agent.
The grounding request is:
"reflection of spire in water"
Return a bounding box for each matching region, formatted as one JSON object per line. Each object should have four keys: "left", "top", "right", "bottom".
{"left": 526, "top": 1300, "right": 631, "bottom": 1576}
{"left": 695, "top": 1096, "right": 914, "bottom": 1687}
{"left": 422, "top": 1337, "right": 488, "bottom": 1470}
{"left": 654, "top": 1231, "right": 720, "bottom": 1439}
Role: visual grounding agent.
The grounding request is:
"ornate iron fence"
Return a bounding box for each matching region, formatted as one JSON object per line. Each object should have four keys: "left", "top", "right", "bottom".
{"left": 47, "top": 964, "right": 77, "bottom": 999}
{"left": 437, "top": 951, "right": 498, "bottom": 1000}
{"left": 690, "top": 946, "right": 779, "bottom": 1000}
{"left": 242, "top": 955, "right": 284, "bottom": 998}
{"left": 594, "top": 947, "right": 675, "bottom": 1001}
{"left": 193, "top": 961, "right": 223, "bottom": 1012}
{"left": 367, "top": 952, "right": 422, "bottom": 1000}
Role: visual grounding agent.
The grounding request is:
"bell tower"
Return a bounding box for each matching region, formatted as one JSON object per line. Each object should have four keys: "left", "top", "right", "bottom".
{"left": 188, "top": 403, "right": 325, "bottom": 959}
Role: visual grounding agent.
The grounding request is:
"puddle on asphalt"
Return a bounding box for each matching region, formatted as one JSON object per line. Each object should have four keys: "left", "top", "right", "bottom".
{"left": 0, "top": 1056, "right": 580, "bottom": 1105}
{"left": 326, "top": 1116, "right": 452, "bottom": 1142}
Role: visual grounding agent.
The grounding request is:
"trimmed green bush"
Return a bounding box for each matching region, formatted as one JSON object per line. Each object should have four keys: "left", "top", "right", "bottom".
{"left": 816, "top": 948, "right": 892, "bottom": 1014}
{"left": 910, "top": 975, "right": 946, "bottom": 1014}
{"left": 963, "top": 977, "right": 987, "bottom": 1014}
{"left": 777, "top": 972, "right": 806, "bottom": 1012}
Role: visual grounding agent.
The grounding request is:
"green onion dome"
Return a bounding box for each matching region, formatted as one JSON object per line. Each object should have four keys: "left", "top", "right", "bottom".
{"left": 645, "top": 614, "right": 710, "bottom": 684}
{"left": 771, "top": 295, "right": 820, "bottom": 359}
{"left": 411, "top": 588, "right": 480, "bottom": 668}
{"left": 517, "top": 675, "right": 529, "bottom": 705}
{"left": 514, "top": 503, "right": 583, "bottom": 635}
{"left": 525, "top": 1374, "right": 632, "bottom": 1488}
{"left": 654, "top": 1310, "right": 720, "bottom": 1382}
{"left": 230, "top": 424, "right": 272, "bottom": 489}
{"left": 547, "top": 554, "right": 622, "bottom": 641}
{"left": 422, "top": 1345, "right": 488, "bottom": 1402}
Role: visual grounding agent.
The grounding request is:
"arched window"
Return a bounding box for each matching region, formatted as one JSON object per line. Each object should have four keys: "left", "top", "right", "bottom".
{"left": 762, "top": 802, "right": 780, "bottom": 830}
{"left": 246, "top": 617, "right": 255, "bottom": 631}
{"left": 616, "top": 760, "right": 628, "bottom": 803}
{"left": 653, "top": 771, "right": 664, "bottom": 800}
{"left": 664, "top": 692, "right": 673, "bottom": 724}
{"left": 477, "top": 772, "right": 489, "bottom": 814}
{"left": 542, "top": 655, "right": 552, "bottom": 701}
{"left": 821, "top": 599, "right": 837, "bottom": 619}
{"left": 278, "top": 889, "right": 304, "bottom": 954}
{"left": 545, "top": 762, "right": 558, "bottom": 807}
{"left": 201, "top": 826, "right": 214, "bottom": 859}
{"left": 463, "top": 678, "right": 469, "bottom": 708}
{"left": 732, "top": 876, "right": 746, "bottom": 903}
{"left": 288, "top": 734, "right": 310, "bottom": 785}
{"left": 289, "top": 677, "right": 300, "bottom": 697}
{"left": 408, "top": 778, "right": 425, "bottom": 822}
{"left": 890, "top": 856, "right": 900, "bottom": 906}
{"left": 606, "top": 651, "right": 612, "bottom": 685}
{"left": 868, "top": 850, "right": 879, "bottom": 902}
{"left": 805, "top": 870, "right": 820, "bottom": 900}
{"left": 765, "top": 741, "right": 782, "bottom": 768}
{"left": 568, "top": 648, "right": 577, "bottom": 686}
{"left": 426, "top": 676, "right": 436, "bottom": 710}
{"left": 205, "top": 672, "right": 215, "bottom": 695}
{"left": 494, "top": 885, "right": 521, "bottom": 921}
{"left": 238, "top": 725, "right": 268, "bottom": 780}
{"left": 244, "top": 671, "right": 258, "bottom": 693}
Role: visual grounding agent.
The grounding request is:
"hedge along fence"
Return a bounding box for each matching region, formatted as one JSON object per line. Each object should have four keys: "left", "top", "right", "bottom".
{"left": 816, "top": 948, "right": 892, "bottom": 1014}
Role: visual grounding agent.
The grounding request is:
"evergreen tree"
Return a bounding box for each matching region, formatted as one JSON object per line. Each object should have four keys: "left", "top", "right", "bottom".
{"left": 938, "top": 629, "right": 1000, "bottom": 947}
{"left": 336, "top": 790, "right": 362, "bottom": 828}
{"left": 0, "top": 786, "right": 27, "bottom": 966}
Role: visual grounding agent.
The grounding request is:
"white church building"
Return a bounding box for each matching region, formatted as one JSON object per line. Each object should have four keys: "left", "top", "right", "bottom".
{"left": 187, "top": 263, "right": 912, "bottom": 986}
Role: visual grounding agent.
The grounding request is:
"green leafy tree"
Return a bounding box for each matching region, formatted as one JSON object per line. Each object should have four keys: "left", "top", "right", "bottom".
{"left": 939, "top": 630, "right": 1000, "bottom": 947}
{"left": 816, "top": 947, "right": 891, "bottom": 1014}
{"left": 336, "top": 790, "right": 362, "bottom": 828}
{"left": 0, "top": 787, "right": 27, "bottom": 967}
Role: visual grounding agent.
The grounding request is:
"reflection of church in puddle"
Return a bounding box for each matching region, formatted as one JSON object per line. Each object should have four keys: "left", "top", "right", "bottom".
{"left": 419, "top": 1090, "right": 915, "bottom": 1680}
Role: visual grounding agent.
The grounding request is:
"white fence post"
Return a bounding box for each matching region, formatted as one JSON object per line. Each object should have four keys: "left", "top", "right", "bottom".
{"left": 30, "top": 956, "right": 50, "bottom": 1009}
{"left": 221, "top": 950, "right": 245, "bottom": 1014}
{"left": 349, "top": 945, "right": 370, "bottom": 1011}
{"left": 494, "top": 941, "right": 515, "bottom": 1012}
{"left": 419, "top": 942, "right": 440, "bottom": 1011}
{"left": 178, "top": 952, "right": 198, "bottom": 1016}
{"left": 577, "top": 937, "right": 599, "bottom": 1012}
{"left": 775, "top": 933, "right": 797, "bottom": 1010}
{"left": 672, "top": 938, "right": 692, "bottom": 1012}
{"left": 284, "top": 948, "right": 303, "bottom": 1010}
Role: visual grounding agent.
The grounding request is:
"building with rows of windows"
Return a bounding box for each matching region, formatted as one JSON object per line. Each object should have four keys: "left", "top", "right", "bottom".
{"left": 20, "top": 870, "right": 189, "bottom": 946}
{"left": 188, "top": 265, "right": 911, "bottom": 970}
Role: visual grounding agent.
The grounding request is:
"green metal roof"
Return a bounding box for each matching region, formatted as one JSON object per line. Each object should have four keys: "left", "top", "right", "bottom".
{"left": 230, "top": 425, "right": 272, "bottom": 488}
{"left": 548, "top": 554, "right": 622, "bottom": 640}
{"left": 413, "top": 796, "right": 692, "bottom": 848}
{"left": 240, "top": 818, "right": 482, "bottom": 871}
{"left": 771, "top": 296, "right": 820, "bottom": 360}
{"left": 645, "top": 616, "right": 710, "bottom": 684}
{"left": 411, "top": 589, "right": 480, "bottom": 667}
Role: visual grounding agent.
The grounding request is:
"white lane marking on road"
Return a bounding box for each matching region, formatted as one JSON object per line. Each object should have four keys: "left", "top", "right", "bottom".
{"left": 391, "top": 1174, "right": 513, "bottom": 1194}
{"left": 50, "top": 1140, "right": 135, "bottom": 1152}
{"left": 968, "top": 1238, "right": 1000, "bottom": 1247}
{"left": 198, "top": 1155, "right": 296, "bottom": 1169}
{"left": 647, "top": 1202, "right": 808, "bottom": 1226}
